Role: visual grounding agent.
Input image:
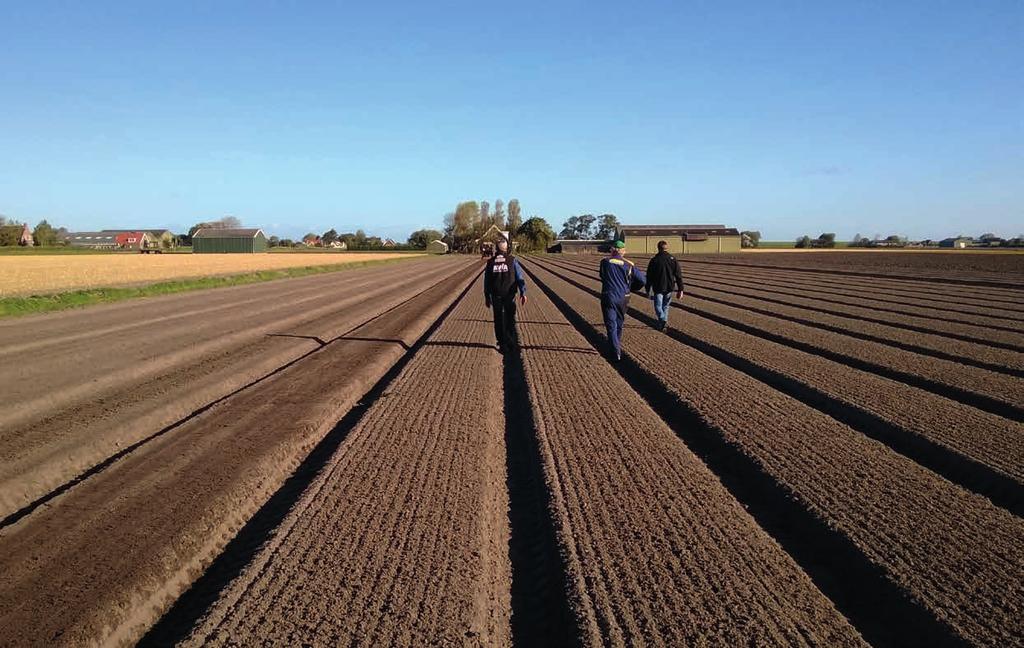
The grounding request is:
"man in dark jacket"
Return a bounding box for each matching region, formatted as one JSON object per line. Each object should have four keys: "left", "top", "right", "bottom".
{"left": 484, "top": 238, "right": 527, "bottom": 354}
{"left": 599, "top": 240, "right": 646, "bottom": 361}
{"left": 644, "top": 240, "right": 683, "bottom": 331}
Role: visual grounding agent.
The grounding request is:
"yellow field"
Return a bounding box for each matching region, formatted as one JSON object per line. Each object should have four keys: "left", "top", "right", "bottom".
{"left": 0, "top": 253, "right": 423, "bottom": 297}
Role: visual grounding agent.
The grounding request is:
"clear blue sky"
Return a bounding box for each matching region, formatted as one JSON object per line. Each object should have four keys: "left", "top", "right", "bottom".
{"left": 1, "top": 1, "right": 1021, "bottom": 241}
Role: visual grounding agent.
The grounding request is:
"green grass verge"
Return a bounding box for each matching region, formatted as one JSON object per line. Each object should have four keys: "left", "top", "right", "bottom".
{"left": 0, "top": 255, "right": 432, "bottom": 319}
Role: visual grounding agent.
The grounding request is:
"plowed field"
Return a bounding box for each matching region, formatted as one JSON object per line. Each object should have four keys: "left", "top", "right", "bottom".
{"left": 1, "top": 251, "right": 1021, "bottom": 647}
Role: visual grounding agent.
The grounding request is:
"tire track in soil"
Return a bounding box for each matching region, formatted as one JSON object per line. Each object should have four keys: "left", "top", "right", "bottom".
{"left": 0, "top": 266, "right": 478, "bottom": 647}
{"left": 164, "top": 276, "right": 512, "bottom": 646}
{"left": 546, "top": 257, "right": 1024, "bottom": 421}
{"left": 515, "top": 269, "right": 866, "bottom": 646}
{"left": 0, "top": 260, "right": 473, "bottom": 525}
{"left": 534, "top": 258, "right": 1024, "bottom": 512}
{"left": 526, "top": 259, "right": 1024, "bottom": 647}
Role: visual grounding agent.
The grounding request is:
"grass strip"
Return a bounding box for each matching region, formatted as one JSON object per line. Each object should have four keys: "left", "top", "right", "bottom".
{"left": 0, "top": 255, "right": 433, "bottom": 319}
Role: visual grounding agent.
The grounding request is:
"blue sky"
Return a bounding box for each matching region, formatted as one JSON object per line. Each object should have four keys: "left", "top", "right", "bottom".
{"left": 1, "top": 1, "right": 1020, "bottom": 241}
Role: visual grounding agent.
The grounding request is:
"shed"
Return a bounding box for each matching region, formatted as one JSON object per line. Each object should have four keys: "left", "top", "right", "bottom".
{"left": 939, "top": 237, "right": 971, "bottom": 249}
{"left": 426, "top": 239, "right": 449, "bottom": 254}
{"left": 192, "top": 228, "right": 268, "bottom": 253}
{"left": 619, "top": 225, "right": 742, "bottom": 255}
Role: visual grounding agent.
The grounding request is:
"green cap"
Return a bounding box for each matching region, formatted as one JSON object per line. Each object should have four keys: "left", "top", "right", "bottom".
{"left": 613, "top": 240, "right": 626, "bottom": 249}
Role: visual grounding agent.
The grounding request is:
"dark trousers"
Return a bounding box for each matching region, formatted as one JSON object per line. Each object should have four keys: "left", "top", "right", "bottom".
{"left": 491, "top": 293, "right": 519, "bottom": 350}
{"left": 601, "top": 296, "right": 628, "bottom": 356}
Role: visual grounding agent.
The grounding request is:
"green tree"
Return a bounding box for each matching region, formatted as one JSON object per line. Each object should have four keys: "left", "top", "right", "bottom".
{"left": 516, "top": 217, "right": 556, "bottom": 252}
{"left": 408, "top": 228, "right": 444, "bottom": 248}
{"left": 32, "top": 220, "right": 58, "bottom": 246}
{"left": 561, "top": 214, "right": 595, "bottom": 239}
{"left": 506, "top": 199, "right": 522, "bottom": 232}
{"left": 595, "top": 214, "right": 620, "bottom": 240}
{"left": 453, "top": 201, "right": 480, "bottom": 251}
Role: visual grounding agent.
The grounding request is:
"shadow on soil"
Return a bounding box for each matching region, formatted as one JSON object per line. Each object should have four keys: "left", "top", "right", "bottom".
{"left": 525, "top": 261, "right": 969, "bottom": 648}
{"left": 543, "top": 257, "right": 1024, "bottom": 424}
{"left": 140, "top": 275, "right": 477, "bottom": 646}
{"left": 540, "top": 258, "right": 1024, "bottom": 517}
{"left": 503, "top": 344, "right": 582, "bottom": 648}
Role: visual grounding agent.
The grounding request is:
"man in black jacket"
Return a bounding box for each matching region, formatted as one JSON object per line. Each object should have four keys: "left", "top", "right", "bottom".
{"left": 484, "top": 238, "right": 527, "bottom": 353}
{"left": 644, "top": 240, "right": 683, "bottom": 331}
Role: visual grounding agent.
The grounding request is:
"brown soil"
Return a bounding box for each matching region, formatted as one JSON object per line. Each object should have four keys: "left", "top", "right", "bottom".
{"left": 180, "top": 276, "right": 511, "bottom": 646}
{"left": 527, "top": 257, "right": 1024, "bottom": 646}
{"left": 686, "top": 265, "right": 1024, "bottom": 334}
{"left": 0, "top": 258, "right": 468, "bottom": 519}
{"left": 695, "top": 251, "right": 1024, "bottom": 286}
{"left": 541, "top": 258, "right": 1024, "bottom": 486}
{"left": 685, "top": 264, "right": 1024, "bottom": 323}
{"left": 3, "top": 249, "right": 1022, "bottom": 647}
{"left": 0, "top": 264, "right": 478, "bottom": 646}
{"left": 515, "top": 266, "right": 865, "bottom": 646}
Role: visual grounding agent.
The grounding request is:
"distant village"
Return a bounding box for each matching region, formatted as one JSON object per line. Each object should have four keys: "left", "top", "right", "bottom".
{"left": 0, "top": 216, "right": 432, "bottom": 253}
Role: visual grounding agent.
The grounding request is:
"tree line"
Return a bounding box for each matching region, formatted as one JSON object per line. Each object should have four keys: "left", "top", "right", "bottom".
{"left": 0, "top": 214, "right": 68, "bottom": 246}
{"left": 557, "top": 214, "right": 620, "bottom": 240}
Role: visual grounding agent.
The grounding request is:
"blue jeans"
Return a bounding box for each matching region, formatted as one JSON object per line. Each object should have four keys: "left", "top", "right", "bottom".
{"left": 652, "top": 292, "right": 672, "bottom": 324}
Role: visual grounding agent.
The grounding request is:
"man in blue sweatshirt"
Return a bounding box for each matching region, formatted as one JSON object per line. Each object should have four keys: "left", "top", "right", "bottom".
{"left": 484, "top": 238, "right": 527, "bottom": 354}
{"left": 599, "top": 240, "right": 646, "bottom": 361}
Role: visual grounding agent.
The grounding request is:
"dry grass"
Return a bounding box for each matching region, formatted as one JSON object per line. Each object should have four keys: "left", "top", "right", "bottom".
{"left": 0, "top": 252, "right": 423, "bottom": 297}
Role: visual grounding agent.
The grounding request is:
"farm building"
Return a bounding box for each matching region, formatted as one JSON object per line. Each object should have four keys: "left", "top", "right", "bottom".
{"left": 192, "top": 228, "right": 268, "bottom": 253}
{"left": 0, "top": 223, "right": 34, "bottom": 246}
{"left": 619, "top": 225, "right": 741, "bottom": 254}
{"left": 103, "top": 229, "right": 177, "bottom": 249}
{"left": 547, "top": 239, "right": 612, "bottom": 254}
{"left": 114, "top": 231, "right": 156, "bottom": 250}
{"left": 939, "top": 237, "right": 972, "bottom": 249}
{"left": 66, "top": 232, "right": 119, "bottom": 249}
{"left": 426, "top": 239, "right": 449, "bottom": 254}
{"left": 477, "top": 224, "right": 515, "bottom": 254}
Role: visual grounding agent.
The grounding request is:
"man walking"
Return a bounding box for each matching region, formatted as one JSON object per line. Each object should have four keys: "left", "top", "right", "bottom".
{"left": 599, "top": 240, "right": 646, "bottom": 361}
{"left": 484, "top": 238, "right": 527, "bottom": 354}
{"left": 644, "top": 240, "right": 684, "bottom": 331}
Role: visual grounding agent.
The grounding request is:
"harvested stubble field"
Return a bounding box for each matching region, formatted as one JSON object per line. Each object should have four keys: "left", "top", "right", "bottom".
{"left": 0, "top": 250, "right": 1021, "bottom": 647}
{"left": 0, "top": 251, "right": 422, "bottom": 297}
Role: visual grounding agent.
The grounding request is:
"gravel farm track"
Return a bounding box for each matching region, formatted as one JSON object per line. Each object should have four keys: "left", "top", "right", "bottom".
{"left": 0, "top": 251, "right": 1022, "bottom": 646}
